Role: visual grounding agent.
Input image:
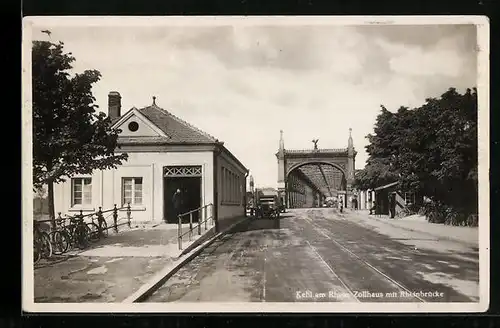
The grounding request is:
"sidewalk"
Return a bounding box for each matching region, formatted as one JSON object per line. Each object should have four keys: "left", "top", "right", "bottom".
{"left": 347, "top": 210, "right": 479, "bottom": 247}
{"left": 33, "top": 215, "right": 250, "bottom": 303}
{"left": 34, "top": 221, "right": 209, "bottom": 303}
{"left": 123, "top": 214, "right": 250, "bottom": 302}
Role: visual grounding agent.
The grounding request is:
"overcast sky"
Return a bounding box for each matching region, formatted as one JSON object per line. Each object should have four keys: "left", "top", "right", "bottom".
{"left": 30, "top": 21, "right": 478, "bottom": 189}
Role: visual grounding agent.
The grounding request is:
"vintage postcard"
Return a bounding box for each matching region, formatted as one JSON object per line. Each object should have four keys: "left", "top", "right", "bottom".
{"left": 22, "top": 16, "right": 490, "bottom": 313}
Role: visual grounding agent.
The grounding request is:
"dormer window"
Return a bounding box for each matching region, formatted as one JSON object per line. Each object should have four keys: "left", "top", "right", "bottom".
{"left": 128, "top": 121, "right": 139, "bottom": 132}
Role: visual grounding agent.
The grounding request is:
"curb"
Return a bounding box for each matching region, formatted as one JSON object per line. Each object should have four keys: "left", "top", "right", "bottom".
{"left": 350, "top": 210, "right": 478, "bottom": 247}
{"left": 122, "top": 216, "right": 252, "bottom": 303}
{"left": 380, "top": 220, "right": 478, "bottom": 247}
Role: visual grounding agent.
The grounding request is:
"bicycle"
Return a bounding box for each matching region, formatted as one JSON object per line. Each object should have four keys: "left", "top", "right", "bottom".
{"left": 33, "top": 221, "right": 52, "bottom": 264}
{"left": 58, "top": 214, "right": 91, "bottom": 250}
{"left": 87, "top": 215, "right": 101, "bottom": 242}
{"left": 74, "top": 216, "right": 93, "bottom": 249}
{"left": 92, "top": 213, "right": 108, "bottom": 239}
{"left": 48, "top": 217, "right": 71, "bottom": 255}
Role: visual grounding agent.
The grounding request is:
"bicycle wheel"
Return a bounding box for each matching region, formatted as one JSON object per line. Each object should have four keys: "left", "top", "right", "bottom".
{"left": 40, "top": 232, "right": 53, "bottom": 259}
{"left": 60, "top": 229, "right": 72, "bottom": 252}
{"left": 87, "top": 222, "right": 100, "bottom": 242}
{"left": 49, "top": 230, "right": 70, "bottom": 255}
{"left": 74, "top": 224, "right": 90, "bottom": 249}
{"left": 33, "top": 236, "right": 42, "bottom": 264}
{"left": 62, "top": 226, "right": 76, "bottom": 250}
{"left": 99, "top": 219, "right": 108, "bottom": 237}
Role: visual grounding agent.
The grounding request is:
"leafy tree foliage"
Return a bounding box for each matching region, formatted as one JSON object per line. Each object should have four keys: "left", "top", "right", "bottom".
{"left": 353, "top": 105, "right": 403, "bottom": 190}
{"left": 32, "top": 40, "right": 128, "bottom": 227}
{"left": 354, "top": 88, "right": 478, "bottom": 224}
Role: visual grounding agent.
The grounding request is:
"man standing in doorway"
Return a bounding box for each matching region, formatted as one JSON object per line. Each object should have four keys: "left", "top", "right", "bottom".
{"left": 172, "top": 189, "right": 182, "bottom": 223}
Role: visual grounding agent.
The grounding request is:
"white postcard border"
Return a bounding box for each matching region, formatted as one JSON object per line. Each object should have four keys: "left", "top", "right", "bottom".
{"left": 21, "top": 15, "right": 490, "bottom": 313}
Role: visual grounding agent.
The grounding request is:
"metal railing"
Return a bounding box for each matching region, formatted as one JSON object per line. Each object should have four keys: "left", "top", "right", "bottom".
{"left": 33, "top": 204, "right": 133, "bottom": 261}
{"left": 55, "top": 203, "right": 132, "bottom": 233}
{"left": 36, "top": 203, "right": 132, "bottom": 232}
{"left": 177, "top": 203, "right": 214, "bottom": 250}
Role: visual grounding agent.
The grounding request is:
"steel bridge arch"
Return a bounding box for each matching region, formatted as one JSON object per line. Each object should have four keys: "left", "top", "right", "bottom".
{"left": 286, "top": 160, "right": 347, "bottom": 180}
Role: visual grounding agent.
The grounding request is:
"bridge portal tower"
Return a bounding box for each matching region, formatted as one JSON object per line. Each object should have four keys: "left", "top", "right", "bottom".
{"left": 277, "top": 130, "right": 287, "bottom": 208}
{"left": 277, "top": 129, "right": 356, "bottom": 208}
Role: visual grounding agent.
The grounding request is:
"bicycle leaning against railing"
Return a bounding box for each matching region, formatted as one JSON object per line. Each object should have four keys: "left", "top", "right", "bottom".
{"left": 47, "top": 216, "right": 69, "bottom": 255}
{"left": 33, "top": 220, "right": 52, "bottom": 264}
{"left": 56, "top": 213, "right": 92, "bottom": 251}
{"left": 90, "top": 208, "right": 109, "bottom": 240}
{"left": 34, "top": 203, "right": 132, "bottom": 261}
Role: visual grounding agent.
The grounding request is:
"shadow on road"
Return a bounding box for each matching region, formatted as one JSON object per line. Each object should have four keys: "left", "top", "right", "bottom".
{"left": 231, "top": 218, "right": 282, "bottom": 233}
{"left": 34, "top": 254, "right": 77, "bottom": 270}
{"left": 275, "top": 213, "right": 295, "bottom": 220}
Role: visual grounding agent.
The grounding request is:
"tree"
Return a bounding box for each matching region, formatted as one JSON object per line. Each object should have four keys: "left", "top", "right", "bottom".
{"left": 353, "top": 105, "right": 403, "bottom": 190}
{"left": 32, "top": 40, "right": 128, "bottom": 228}
{"left": 407, "top": 88, "right": 478, "bottom": 217}
{"left": 355, "top": 87, "right": 478, "bottom": 224}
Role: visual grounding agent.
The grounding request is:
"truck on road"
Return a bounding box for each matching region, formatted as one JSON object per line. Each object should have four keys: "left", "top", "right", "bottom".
{"left": 254, "top": 188, "right": 282, "bottom": 220}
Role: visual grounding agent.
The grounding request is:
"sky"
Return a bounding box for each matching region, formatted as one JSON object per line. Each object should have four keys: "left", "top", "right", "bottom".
{"left": 30, "top": 21, "right": 478, "bottom": 189}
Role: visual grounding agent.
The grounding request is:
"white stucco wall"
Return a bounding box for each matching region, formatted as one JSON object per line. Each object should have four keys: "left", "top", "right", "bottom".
{"left": 217, "top": 150, "right": 247, "bottom": 222}
{"left": 116, "top": 112, "right": 162, "bottom": 138}
{"left": 53, "top": 151, "right": 214, "bottom": 222}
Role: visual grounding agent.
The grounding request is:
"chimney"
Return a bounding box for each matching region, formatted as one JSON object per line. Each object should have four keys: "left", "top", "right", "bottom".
{"left": 108, "top": 91, "right": 121, "bottom": 119}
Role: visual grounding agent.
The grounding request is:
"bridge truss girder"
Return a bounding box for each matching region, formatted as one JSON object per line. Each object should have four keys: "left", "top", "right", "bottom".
{"left": 287, "top": 163, "right": 346, "bottom": 208}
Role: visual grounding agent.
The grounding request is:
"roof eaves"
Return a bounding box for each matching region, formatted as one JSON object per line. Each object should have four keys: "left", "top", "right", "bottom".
{"left": 374, "top": 181, "right": 399, "bottom": 191}
{"left": 150, "top": 105, "right": 219, "bottom": 143}
{"left": 110, "top": 107, "right": 136, "bottom": 128}
{"left": 219, "top": 143, "right": 249, "bottom": 173}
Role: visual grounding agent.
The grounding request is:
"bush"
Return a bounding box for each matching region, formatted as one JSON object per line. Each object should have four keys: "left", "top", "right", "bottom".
{"left": 419, "top": 200, "right": 478, "bottom": 226}
{"left": 444, "top": 209, "right": 465, "bottom": 226}
{"left": 396, "top": 203, "right": 419, "bottom": 218}
{"left": 467, "top": 214, "right": 479, "bottom": 227}
{"left": 419, "top": 201, "right": 446, "bottom": 223}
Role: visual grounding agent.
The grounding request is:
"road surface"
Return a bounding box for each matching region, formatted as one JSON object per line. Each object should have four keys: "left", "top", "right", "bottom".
{"left": 146, "top": 208, "right": 479, "bottom": 303}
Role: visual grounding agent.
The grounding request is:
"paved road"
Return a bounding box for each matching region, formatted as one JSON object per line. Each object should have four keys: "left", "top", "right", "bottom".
{"left": 147, "top": 208, "right": 479, "bottom": 303}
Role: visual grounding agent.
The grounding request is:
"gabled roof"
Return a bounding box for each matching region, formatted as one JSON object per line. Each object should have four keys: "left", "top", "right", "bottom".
{"left": 110, "top": 102, "right": 249, "bottom": 172}
{"left": 110, "top": 117, "right": 121, "bottom": 126}
{"left": 113, "top": 104, "right": 219, "bottom": 144}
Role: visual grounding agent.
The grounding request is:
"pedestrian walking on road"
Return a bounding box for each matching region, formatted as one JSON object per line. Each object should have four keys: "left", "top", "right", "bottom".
{"left": 338, "top": 199, "right": 343, "bottom": 213}
{"left": 352, "top": 197, "right": 358, "bottom": 210}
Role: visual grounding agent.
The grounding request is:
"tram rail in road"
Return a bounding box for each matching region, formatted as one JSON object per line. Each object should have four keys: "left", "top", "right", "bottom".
{"left": 303, "top": 223, "right": 426, "bottom": 303}
{"left": 141, "top": 208, "right": 477, "bottom": 303}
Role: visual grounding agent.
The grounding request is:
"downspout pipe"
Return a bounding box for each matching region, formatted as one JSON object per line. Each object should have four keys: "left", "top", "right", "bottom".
{"left": 244, "top": 170, "right": 249, "bottom": 217}
{"left": 213, "top": 142, "right": 222, "bottom": 233}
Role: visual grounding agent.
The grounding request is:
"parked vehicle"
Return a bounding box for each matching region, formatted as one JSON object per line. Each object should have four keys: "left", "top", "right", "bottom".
{"left": 255, "top": 188, "right": 282, "bottom": 219}
{"left": 278, "top": 191, "right": 286, "bottom": 213}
